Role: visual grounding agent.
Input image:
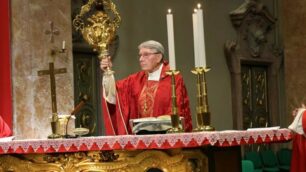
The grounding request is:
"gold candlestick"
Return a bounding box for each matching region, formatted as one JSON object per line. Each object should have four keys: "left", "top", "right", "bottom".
{"left": 166, "top": 70, "right": 184, "bottom": 133}
{"left": 201, "top": 67, "right": 215, "bottom": 131}
{"left": 191, "top": 67, "right": 205, "bottom": 131}
{"left": 191, "top": 67, "right": 215, "bottom": 131}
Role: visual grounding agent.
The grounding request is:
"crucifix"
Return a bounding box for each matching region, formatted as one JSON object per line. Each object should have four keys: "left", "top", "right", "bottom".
{"left": 45, "top": 21, "right": 60, "bottom": 43}
{"left": 37, "top": 62, "right": 67, "bottom": 114}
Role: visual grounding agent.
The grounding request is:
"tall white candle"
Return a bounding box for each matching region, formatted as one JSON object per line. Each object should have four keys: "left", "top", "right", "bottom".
{"left": 192, "top": 9, "right": 200, "bottom": 67}
{"left": 166, "top": 9, "right": 176, "bottom": 70}
{"left": 197, "top": 4, "right": 206, "bottom": 67}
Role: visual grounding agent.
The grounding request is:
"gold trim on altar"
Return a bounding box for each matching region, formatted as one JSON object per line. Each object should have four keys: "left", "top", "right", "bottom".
{"left": 0, "top": 149, "right": 208, "bottom": 172}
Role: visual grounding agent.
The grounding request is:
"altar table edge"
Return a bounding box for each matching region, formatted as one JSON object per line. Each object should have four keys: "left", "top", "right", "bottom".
{"left": 0, "top": 128, "right": 292, "bottom": 155}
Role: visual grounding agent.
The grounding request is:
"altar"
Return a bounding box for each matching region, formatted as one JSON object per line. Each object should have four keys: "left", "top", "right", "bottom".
{"left": 0, "top": 128, "right": 291, "bottom": 172}
{"left": 0, "top": 129, "right": 291, "bottom": 172}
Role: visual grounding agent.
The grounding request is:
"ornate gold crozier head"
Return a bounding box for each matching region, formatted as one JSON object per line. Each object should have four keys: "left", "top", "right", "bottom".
{"left": 73, "top": 0, "right": 121, "bottom": 59}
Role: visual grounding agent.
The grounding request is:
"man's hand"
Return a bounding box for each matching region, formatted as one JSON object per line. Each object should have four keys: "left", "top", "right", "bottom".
{"left": 292, "top": 103, "right": 306, "bottom": 117}
{"left": 100, "top": 56, "right": 112, "bottom": 72}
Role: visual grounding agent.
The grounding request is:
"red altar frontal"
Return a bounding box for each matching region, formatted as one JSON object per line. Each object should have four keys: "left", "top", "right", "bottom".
{"left": 0, "top": 129, "right": 292, "bottom": 172}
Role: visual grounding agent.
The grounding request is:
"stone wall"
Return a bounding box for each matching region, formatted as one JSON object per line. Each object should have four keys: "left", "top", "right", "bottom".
{"left": 11, "top": 0, "right": 73, "bottom": 139}
{"left": 282, "top": 1, "right": 306, "bottom": 124}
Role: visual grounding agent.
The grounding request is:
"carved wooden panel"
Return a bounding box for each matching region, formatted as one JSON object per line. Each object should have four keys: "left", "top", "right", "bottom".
{"left": 241, "top": 65, "right": 269, "bottom": 129}
{"left": 73, "top": 50, "right": 102, "bottom": 136}
{"left": 224, "top": 0, "right": 282, "bottom": 129}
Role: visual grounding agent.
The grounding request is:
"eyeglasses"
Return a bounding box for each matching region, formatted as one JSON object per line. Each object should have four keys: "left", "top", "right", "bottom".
{"left": 138, "top": 52, "right": 160, "bottom": 58}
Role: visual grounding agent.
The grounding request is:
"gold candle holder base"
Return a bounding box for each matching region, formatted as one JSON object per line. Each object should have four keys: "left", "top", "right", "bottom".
{"left": 193, "top": 112, "right": 215, "bottom": 132}
{"left": 167, "top": 114, "right": 184, "bottom": 133}
{"left": 202, "top": 112, "right": 215, "bottom": 131}
{"left": 48, "top": 133, "right": 61, "bottom": 139}
{"left": 193, "top": 112, "right": 204, "bottom": 132}
{"left": 48, "top": 121, "right": 61, "bottom": 139}
{"left": 202, "top": 125, "right": 215, "bottom": 131}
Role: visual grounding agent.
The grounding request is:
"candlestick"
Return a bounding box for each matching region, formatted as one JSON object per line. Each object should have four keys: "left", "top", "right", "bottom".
{"left": 62, "top": 40, "right": 66, "bottom": 50}
{"left": 191, "top": 67, "right": 204, "bottom": 131}
{"left": 201, "top": 67, "right": 214, "bottom": 131}
{"left": 191, "top": 67, "right": 215, "bottom": 132}
{"left": 50, "top": 41, "right": 67, "bottom": 56}
{"left": 166, "top": 70, "right": 184, "bottom": 133}
{"left": 197, "top": 4, "right": 206, "bottom": 67}
{"left": 167, "top": 9, "right": 176, "bottom": 70}
{"left": 192, "top": 9, "right": 200, "bottom": 67}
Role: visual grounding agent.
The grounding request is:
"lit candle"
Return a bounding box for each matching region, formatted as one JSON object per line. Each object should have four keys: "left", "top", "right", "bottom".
{"left": 62, "top": 40, "right": 66, "bottom": 50}
{"left": 197, "top": 3, "right": 206, "bottom": 67}
{"left": 192, "top": 9, "right": 200, "bottom": 67}
{"left": 166, "top": 9, "right": 176, "bottom": 70}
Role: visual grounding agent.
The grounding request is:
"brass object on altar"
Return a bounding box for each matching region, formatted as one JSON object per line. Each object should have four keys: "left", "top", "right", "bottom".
{"left": 73, "top": 127, "right": 89, "bottom": 137}
{"left": 166, "top": 70, "right": 184, "bottom": 133}
{"left": 48, "top": 113, "right": 61, "bottom": 139}
{"left": 48, "top": 114, "right": 77, "bottom": 139}
{"left": 0, "top": 149, "right": 208, "bottom": 172}
{"left": 191, "top": 67, "right": 215, "bottom": 131}
{"left": 73, "top": 0, "right": 121, "bottom": 75}
{"left": 38, "top": 62, "right": 68, "bottom": 139}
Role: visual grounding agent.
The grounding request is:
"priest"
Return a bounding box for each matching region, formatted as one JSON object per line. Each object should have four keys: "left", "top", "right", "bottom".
{"left": 289, "top": 104, "right": 306, "bottom": 172}
{"left": 100, "top": 40, "right": 192, "bottom": 135}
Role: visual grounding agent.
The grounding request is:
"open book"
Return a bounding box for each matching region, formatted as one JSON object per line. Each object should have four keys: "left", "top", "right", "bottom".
{"left": 130, "top": 115, "right": 184, "bottom": 135}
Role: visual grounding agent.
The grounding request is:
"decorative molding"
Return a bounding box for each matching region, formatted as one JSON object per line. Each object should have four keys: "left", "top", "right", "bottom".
{"left": 0, "top": 149, "right": 208, "bottom": 172}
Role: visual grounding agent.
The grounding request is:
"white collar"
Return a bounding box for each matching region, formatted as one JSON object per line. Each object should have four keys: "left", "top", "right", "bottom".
{"left": 148, "top": 64, "right": 163, "bottom": 81}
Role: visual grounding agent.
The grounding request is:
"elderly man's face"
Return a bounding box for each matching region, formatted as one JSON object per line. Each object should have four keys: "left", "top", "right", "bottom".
{"left": 138, "top": 48, "right": 162, "bottom": 73}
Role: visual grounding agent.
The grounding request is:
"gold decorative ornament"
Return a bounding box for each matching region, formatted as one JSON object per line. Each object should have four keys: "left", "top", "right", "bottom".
{"left": 0, "top": 149, "right": 208, "bottom": 172}
{"left": 73, "top": 0, "right": 121, "bottom": 74}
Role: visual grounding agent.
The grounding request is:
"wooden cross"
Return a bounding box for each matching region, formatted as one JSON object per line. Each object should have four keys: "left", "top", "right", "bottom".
{"left": 45, "top": 21, "right": 60, "bottom": 43}
{"left": 38, "top": 62, "right": 67, "bottom": 114}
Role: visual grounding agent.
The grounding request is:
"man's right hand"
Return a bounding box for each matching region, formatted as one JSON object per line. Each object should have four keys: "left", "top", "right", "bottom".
{"left": 292, "top": 103, "right": 306, "bottom": 117}
{"left": 100, "top": 56, "right": 112, "bottom": 72}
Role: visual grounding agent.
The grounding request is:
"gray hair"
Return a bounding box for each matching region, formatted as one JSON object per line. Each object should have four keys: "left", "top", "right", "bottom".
{"left": 138, "top": 40, "right": 165, "bottom": 56}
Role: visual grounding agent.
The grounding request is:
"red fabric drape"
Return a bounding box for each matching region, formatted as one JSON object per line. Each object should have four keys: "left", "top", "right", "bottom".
{"left": 0, "top": 0, "right": 13, "bottom": 128}
{"left": 291, "top": 111, "right": 306, "bottom": 172}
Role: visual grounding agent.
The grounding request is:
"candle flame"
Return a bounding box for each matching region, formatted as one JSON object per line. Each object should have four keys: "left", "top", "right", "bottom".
{"left": 168, "top": 9, "right": 172, "bottom": 14}
{"left": 197, "top": 3, "right": 201, "bottom": 9}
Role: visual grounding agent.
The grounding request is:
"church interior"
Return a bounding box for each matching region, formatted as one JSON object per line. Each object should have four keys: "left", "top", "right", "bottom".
{"left": 0, "top": 0, "right": 305, "bottom": 171}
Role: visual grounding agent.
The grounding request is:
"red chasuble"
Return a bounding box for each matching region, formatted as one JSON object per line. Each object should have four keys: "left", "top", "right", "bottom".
{"left": 0, "top": 0, "right": 13, "bottom": 129}
{"left": 291, "top": 110, "right": 306, "bottom": 172}
{"left": 0, "top": 115, "right": 12, "bottom": 138}
{"left": 102, "top": 62, "right": 192, "bottom": 135}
